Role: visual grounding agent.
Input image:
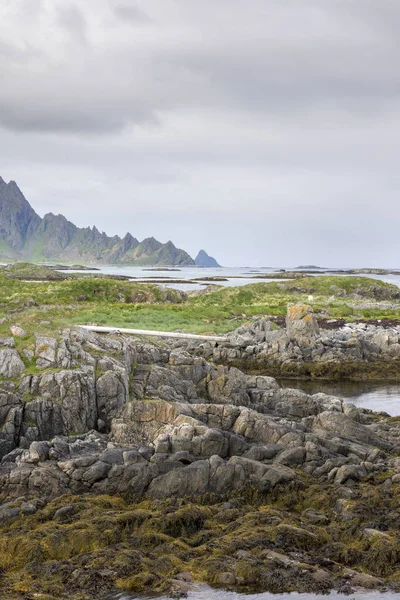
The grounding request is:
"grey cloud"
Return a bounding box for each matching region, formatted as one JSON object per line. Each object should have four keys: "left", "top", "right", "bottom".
{"left": 56, "top": 4, "right": 88, "bottom": 44}
{"left": 1, "top": 0, "right": 400, "bottom": 266}
{"left": 113, "top": 3, "right": 151, "bottom": 22}
{"left": 0, "top": 0, "right": 398, "bottom": 135}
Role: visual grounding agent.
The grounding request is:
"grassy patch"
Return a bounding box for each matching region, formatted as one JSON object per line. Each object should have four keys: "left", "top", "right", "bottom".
{"left": 0, "top": 268, "right": 399, "bottom": 337}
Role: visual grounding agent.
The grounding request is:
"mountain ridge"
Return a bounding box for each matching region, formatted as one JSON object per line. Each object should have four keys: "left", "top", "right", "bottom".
{"left": 0, "top": 177, "right": 197, "bottom": 266}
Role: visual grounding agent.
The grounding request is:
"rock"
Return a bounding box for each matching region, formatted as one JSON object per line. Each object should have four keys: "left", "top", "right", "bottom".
{"left": 23, "top": 349, "right": 34, "bottom": 362}
{"left": 274, "top": 446, "right": 306, "bottom": 467}
{"left": 20, "top": 502, "right": 37, "bottom": 515}
{"left": 148, "top": 460, "right": 210, "bottom": 498}
{"left": 53, "top": 505, "right": 74, "bottom": 520}
{"left": 313, "top": 411, "right": 390, "bottom": 449}
{"left": 216, "top": 572, "right": 236, "bottom": 586}
{"left": 0, "top": 506, "right": 20, "bottom": 520}
{"left": 0, "top": 349, "right": 25, "bottom": 378}
{"left": 0, "top": 328, "right": 397, "bottom": 514}
{"left": 10, "top": 326, "right": 26, "bottom": 337}
{"left": 35, "top": 335, "right": 58, "bottom": 368}
{"left": 303, "top": 510, "right": 329, "bottom": 525}
{"left": 286, "top": 304, "right": 319, "bottom": 346}
{"left": 96, "top": 368, "right": 129, "bottom": 427}
{"left": 28, "top": 441, "right": 50, "bottom": 463}
{"left": 343, "top": 568, "right": 383, "bottom": 589}
{"left": 175, "top": 572, "right": 194, "bottom": 583}
{"left": 311, "top": 569, "right": 331, "bottom": 583}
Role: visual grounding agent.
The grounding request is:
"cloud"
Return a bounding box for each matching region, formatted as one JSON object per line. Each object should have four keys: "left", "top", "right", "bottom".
{"left": 0, "top": 0, "right": 400, "bottom": 265}
{"left": 1, "top": 0, "right": 399, "bottom": 135}
{"left": 113, "top": 3, "right": 151, "bottom": 23}
{"left": 57, "top": 4, "right": 88, "bottom": 44}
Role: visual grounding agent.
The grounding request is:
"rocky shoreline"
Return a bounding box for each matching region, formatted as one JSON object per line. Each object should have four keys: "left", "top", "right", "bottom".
{"left": 0, "top": 318, "right": 398, "bottom": 598}
{"left": 192, "top": 304, "right": 400, "bottom": 380}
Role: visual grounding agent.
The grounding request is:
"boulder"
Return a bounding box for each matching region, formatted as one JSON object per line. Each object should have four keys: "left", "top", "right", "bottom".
{"left": 10, "top": 326, "right": 26, "bottom": 337}
{"left": 28, "top": 441, "right": 51, "bottom": 463}
{"left": 286, "top": 304, "right": 319, "bottom": 346}
{"left": 0, "top": 349, "right": 25, "bottom": 378}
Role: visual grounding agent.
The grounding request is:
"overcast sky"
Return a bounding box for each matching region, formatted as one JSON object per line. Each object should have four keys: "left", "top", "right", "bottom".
{"left": 1, "top": 0, "right": 400, "bottom": 267}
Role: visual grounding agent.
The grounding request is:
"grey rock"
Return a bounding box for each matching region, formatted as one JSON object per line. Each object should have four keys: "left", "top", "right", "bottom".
{"left": 20, "top": 502, "right": 37, "bottom": 515}
{"left": 148, "top": 460, "right": 210, "bottom": 497}
{"left": 35, "top": 335, "right": 58, "bottom": 368}
{"left": 96, "top": 368, "right": 129, "bottom": 427}
{"left": 335, "top": 464, "right": 367, "bottom": 484}
{"left": 0, "top": 349, "right": 25, "bottom": 378}
{"left": 274, "top": 446, "right": 306, "bottom": 467}
{"left": 286, "top": 304, "right": 319, "bottom": 346}
{"left": 28, "top": 441, "right": 51, "bottom": 463}
{"left": 53, "top": 505, "right": 74, "bottom": 520}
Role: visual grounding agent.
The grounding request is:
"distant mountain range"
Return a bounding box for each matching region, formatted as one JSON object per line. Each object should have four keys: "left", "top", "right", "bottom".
{"left": 194, "top": 249, "right": 221, "bottom": 268}
{"left": 0, "top": 177, "right": 220, "bottom": 267}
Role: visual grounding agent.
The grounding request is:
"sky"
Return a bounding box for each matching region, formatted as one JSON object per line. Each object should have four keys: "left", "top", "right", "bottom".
{"left": 1, "top": 0, "right": 400, "bottom": 268}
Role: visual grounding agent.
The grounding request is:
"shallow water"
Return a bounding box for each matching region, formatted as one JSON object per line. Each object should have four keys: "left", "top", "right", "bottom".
{"left": 64, "top": 266, "right": 400, "bottom": 291}
{"left": 113, "top": 585, "right": 400, "bottom": 600}
{"left": 280, "top": 380, "right": 400, "bottom": 416}
{"left": 63, "top": 266, "right": 280, "bottom": 291}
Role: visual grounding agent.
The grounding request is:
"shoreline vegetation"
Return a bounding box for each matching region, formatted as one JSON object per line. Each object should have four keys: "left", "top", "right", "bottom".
{"left": 1, "top": 263, "right": 400, "bottom": 357}
{"left": 2, "top": 479, "right": 400, "bottom": 600}
{"left": 0, "top": 263, "right": 399, "bottom": 599}
{"left": 2, "top": 263, "right": 400, "bottom": 382}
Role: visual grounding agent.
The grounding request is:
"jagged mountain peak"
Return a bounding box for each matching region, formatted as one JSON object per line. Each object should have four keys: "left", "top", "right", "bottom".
{"left": 0, "top": 177, "right": 196, "bottom": 266}
{"left": 0, "top": 176, "right": 42, "bottom": 252}
{"left": 43, "top": 212, "right": 67, "bottom": 220}
{"left": 123, "top": 232, "right": 137, "bottom": 242}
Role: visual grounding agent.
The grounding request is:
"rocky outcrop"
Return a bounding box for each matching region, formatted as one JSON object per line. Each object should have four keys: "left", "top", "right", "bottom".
{"left": 286, "top": 303, "right": 320, "bottom": 346}
{"left": 195, "top": 308, "right": 400, "bottom": 378}
{"left": 0, "top": 348, "right": 25, "bottom": 377}
{"left": 0, "top": 326, "right": 399, "bottom": 598}
{"left": 0, "top": 327, "right": 398, "bottom": 504}
{"left": 1, "top": 384, "right": 398, "bottom": 502}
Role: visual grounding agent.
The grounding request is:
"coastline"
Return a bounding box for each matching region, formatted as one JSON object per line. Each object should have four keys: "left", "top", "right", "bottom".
{"left": 0, "top": 323, "right": 399, "bottom": 599}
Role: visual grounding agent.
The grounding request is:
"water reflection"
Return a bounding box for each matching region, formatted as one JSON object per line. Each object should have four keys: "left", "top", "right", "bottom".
{"left": 280, "top": 380, "right": 400, "bottom": 416}
{"left": 113, "top": 585, "right": 400, "bottom": 600}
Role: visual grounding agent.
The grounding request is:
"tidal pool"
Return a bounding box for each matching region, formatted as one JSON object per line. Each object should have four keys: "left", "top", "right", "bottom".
{"left": 114, "top": 587, "right": 400, "bottom": 600}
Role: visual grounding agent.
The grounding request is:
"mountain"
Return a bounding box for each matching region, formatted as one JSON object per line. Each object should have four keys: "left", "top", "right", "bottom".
{"left": 0, "top": 177, "right": 195, "bottom": 266}
{"left": 195, "top": 249, "right": 221, "bottom": 268}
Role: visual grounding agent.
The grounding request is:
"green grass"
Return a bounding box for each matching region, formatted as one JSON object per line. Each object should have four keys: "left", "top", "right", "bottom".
{"left": 68, "top": 304, "right": 241, "bottom": 335}
{"left": 0, "top": 267, "right": 399, "bottom": 338}
{"left": 0, "top": 262, "right": 64, "bottom": 279}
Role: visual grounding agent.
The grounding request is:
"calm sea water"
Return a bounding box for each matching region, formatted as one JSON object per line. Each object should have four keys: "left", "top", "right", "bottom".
{"left": 113, "top": 586, "right": 400, "bottom": 600}
{"left": 280, "top": 380, "right": 400, "bottom": 417}
{"left": 65, "top": 266, "right": 400, "bottom": 292}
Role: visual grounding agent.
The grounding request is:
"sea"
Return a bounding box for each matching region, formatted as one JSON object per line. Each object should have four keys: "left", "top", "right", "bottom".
{"left": 111, "top": 586, "right": 400, "bottom": 600}
{"left": 65, "top": 265, "right": 400, "bottom": 293}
